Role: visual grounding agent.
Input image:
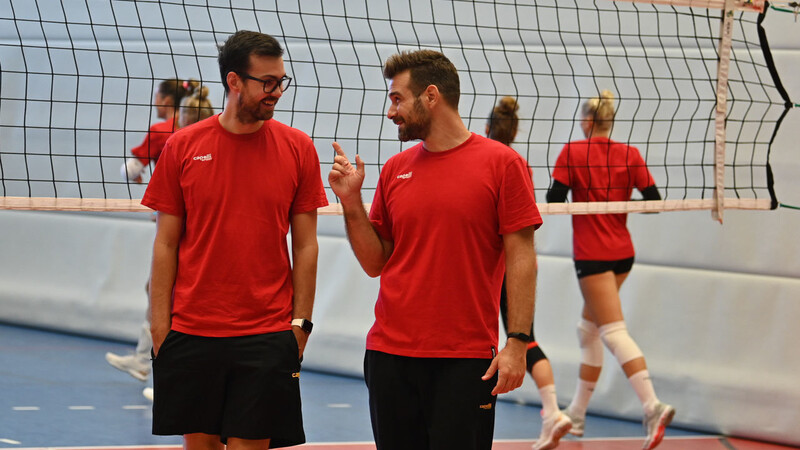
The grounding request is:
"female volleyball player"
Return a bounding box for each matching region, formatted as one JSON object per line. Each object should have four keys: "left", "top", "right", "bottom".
{"left": 120, "top": 78, "right": 188, "bottom": 182}
{"left": 486, "top": 96, "right": 572, "bottom": 450}
{"left": 546, "top": 90, "right": 674, "bottom": 450}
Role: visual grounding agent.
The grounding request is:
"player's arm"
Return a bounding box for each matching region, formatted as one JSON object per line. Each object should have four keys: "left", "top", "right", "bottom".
{"left": 290, "top": 209, "right": 319, "bottom": 357}
{"left": 546, "top": 180, "right": 569, "bottom": 203}
{"left": 329, "top": 142, "right": 393, "bottom": 277}
{"left": 483, "top": 225, "right": 537, "bottom": 395}
{"left": 149, "top": 211, "right": 183, "bottom": 356}
{"left": 640, "top": 184, "right": 661, "bottom": 201}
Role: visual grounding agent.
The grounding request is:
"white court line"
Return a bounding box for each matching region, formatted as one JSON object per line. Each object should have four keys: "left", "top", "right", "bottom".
{"left": 11, "top": 406, "right": 39, "bottom": 411}
{"left": 326, "top": 403, "right": 353, "bottom": 408}
{"left": 122, "top": 405, "right": 149, "bottom": 410}
{"left": 0, "top": 438, "right": 21, "bottom": 445}
{"left": 68, "top": 406, "right": 95, "bottom": 410}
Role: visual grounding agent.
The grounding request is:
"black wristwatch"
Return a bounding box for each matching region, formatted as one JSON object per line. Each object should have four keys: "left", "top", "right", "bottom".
{"left": 291, "top": 318, "right": 313, "bottom": 334}
{"left": 507, "top": 332, "right": 532, "bottom": 343}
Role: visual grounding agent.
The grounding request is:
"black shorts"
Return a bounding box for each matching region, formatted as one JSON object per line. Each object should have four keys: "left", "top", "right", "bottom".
{"left": 364, "top": 350, "right": 497, "bottom": 450}
{"left": 152, "top": 330, "right": 304, "bottom": 447}
{"left": 574, "top": 257, "right": 634, "bottom": 279}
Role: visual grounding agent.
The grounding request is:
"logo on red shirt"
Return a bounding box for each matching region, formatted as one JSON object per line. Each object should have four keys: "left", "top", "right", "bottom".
{"left": 396, "top": 171, "right": 412, "bottom": 180}
{"left": 192, "top": 153, "right": 212, "bottom": 162}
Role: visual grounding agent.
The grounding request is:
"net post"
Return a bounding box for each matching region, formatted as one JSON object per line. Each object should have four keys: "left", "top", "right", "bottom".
{"left": 712, "top": 0, "right": 738, "bottom": 223}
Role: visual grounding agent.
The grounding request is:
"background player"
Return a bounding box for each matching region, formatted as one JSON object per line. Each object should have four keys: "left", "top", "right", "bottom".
{"left": 547, "top": 90, "right": 674, "bottom": 450}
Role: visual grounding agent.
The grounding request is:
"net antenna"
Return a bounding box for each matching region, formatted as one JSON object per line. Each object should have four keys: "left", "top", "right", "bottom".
{"left": 0, "top": 0, "right": 791, "bottom": 218}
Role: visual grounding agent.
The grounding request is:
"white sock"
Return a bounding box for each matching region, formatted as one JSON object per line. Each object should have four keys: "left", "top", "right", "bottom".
{"left": 538, "top": 384, "right": 559, "bottom": 420}
{"left": 628, "top": 370, "right": 659, "bottom": 415}
{"left": 567, "top": 378, "right": 596, "bottom": 417}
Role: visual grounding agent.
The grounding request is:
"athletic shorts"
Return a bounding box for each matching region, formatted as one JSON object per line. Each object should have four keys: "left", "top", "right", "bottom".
{"left": 574, "top": 256, "right": 634, "bottom": 279}
{"left": 364, "top": 350, "right": 497, "bottom": 450}
{"left": 152, "top": 330, "right": 304, "bottom": 447}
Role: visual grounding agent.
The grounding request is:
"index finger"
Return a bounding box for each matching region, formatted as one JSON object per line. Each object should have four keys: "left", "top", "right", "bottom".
{"left": 332, "top": 141, "right": 346, "bottom": 157}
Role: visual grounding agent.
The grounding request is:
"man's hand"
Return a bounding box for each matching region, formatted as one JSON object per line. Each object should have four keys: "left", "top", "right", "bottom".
{"left": 328, "top": 142, "right": 365, "bottom": 205}
{"left": 482, "top": 338, "right": 527, "bottom": 395}
{"left": 292, "top": 327, "right": 310, "bottom": 360}
{"left": 150, "top": 324, "right": 170, "bottom": 358}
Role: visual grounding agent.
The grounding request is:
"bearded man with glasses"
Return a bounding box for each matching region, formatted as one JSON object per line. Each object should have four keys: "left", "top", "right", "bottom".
{"left": 142, "top": 30, "right": 328, "bottom": 450}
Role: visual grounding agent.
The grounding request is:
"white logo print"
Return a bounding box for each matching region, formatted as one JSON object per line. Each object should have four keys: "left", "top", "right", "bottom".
{"left": 396, "top": 171, "right": 412, "bottom": 180}
{"left": 192, "top": 153, "right": 213, "bottom": 162}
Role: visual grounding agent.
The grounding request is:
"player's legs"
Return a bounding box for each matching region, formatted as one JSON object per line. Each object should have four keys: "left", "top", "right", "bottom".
{"left": 364, "top": 350, "right": 429, "bottom": 450}
{"left": 426, "top": 357, "right": 496, "bottom": 450}
{"left": 226, "top": 437, "right": 271, "bottom": 450}
{"left": 184, "top": 433, "right": 225, "bottom": 450}
{"left": 579, "top": 266, "right": 674, "bottom": 449}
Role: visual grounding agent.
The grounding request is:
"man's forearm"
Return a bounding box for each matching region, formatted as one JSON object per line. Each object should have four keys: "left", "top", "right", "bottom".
{"left": 340, "top": 196, "right": 391, "bottom": 277}
{"left": 149, "top": 242, "right": 178, "bottom": 336}
{"left": 291, "top": 242, "right": 318, "bottom": 320}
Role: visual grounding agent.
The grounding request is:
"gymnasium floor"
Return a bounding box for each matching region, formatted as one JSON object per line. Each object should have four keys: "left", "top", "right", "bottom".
{"left": 0, "top": 323, "right": 794, "bottom": 450}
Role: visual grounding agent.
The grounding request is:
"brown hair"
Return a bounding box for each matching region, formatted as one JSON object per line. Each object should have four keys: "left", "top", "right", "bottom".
{"left": 487, "top": 96, "right": 519, "bottom": 146}
{"left": 383, "top": 49, "right": 460, "bottom": 109}
{"left": 179, "top": 79, "right": 214, "bottom": 127}
{"left": 582, "top": 90, "right": 616, "bottom": 132}
{"left": 157, "top": 78, "right": 188, "bottom": 106}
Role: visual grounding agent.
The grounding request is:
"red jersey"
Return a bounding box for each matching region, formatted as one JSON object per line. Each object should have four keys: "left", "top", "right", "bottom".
{"left": 551, "top": 137, "right": 655, "bottom": 260}
{"left": 141, "top": 115, "right": 328, "bottom": 337}
{"left": 368, "top": 133, "right": 542, "bottom": 358}
{"left": 131, "top": 118, "right": 178, "bottom": 166}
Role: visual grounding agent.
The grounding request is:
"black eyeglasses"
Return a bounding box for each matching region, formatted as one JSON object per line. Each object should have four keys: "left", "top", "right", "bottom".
{"left": 238, "top": 73, "right": 292, "bottom": 94}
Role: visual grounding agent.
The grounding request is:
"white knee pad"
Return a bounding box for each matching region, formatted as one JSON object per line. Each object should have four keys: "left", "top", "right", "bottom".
{"left": 577, "top": 319, "right": 604, "bottom": 367}
{"left": 599, "top": 321, "right": 644, "bottom": 365}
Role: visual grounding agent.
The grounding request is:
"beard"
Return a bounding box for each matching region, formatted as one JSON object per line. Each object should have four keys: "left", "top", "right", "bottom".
{"left": 396, "top": 97, "right": 431, "bottom": 142}
{"left": 236, "top": 91, "right": 277, "bottom": 124}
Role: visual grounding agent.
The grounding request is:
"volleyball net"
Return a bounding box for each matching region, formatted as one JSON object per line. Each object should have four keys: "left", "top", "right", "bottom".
{"left": 0, "top": 0, "right": 794, "bottom": 218}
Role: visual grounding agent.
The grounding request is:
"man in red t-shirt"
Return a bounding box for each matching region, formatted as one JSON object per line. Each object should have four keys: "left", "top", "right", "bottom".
{"left": 329, "top": 50, "right": 542, "bottom": 450}
{"left": 142, "top": 31, "right": 327, "bottom": 450}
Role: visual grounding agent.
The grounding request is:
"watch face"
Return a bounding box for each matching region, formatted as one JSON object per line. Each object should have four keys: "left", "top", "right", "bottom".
{"left": 301, "top": 319, "right": 313, "bottom": 333}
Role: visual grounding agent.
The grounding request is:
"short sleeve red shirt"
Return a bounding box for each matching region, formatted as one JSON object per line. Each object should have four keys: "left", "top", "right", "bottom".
{"left": 131, "top": 118, "right": 178, "bottom": 166}
{"left": 551, "top": 137, "right": 655, "bottom": 260}
{"left": 141, "top": 115, "right": 329, "bottom": 337}
{"left": 368, "top": 133, "right": 542, "bottom": 358}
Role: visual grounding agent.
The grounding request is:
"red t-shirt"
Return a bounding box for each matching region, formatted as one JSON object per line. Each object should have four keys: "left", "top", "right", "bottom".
{"left": 141, "top": 115, "right": 329, "bottom": 337}
{"left": 131, "top": 118, "right": 178, "bottom": 166}
{"left": 368, "top": 133, "right": 542, "bottom": 358}
{"left": 551, "top": 137, "right": 655, "bottom": 261}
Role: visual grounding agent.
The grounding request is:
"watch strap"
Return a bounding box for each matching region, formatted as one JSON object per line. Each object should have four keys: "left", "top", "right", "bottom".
{"left": 507, "top": 331, "right": 532, "bottom": 343}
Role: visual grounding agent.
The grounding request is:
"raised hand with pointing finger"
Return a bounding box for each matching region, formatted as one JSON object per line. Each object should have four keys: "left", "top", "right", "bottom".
{"left": 328, "top": 142, "right": 366, "bottom": 205}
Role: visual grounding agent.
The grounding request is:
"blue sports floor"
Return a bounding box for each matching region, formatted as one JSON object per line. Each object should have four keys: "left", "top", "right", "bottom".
{"left": 0, "top": 323, "right": 795, "bottom": 449}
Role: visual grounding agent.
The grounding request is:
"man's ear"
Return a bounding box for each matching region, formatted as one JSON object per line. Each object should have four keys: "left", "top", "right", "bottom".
{"left": 226, "top": 71, "right": 241, "bottom": 94}
{"left": 423, "top": 84, "right": 440, "bottom": 107}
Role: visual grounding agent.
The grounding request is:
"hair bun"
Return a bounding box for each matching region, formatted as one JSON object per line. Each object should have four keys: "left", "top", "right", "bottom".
{"left": 496, "top": 96, "right": 519, "bottom": 116}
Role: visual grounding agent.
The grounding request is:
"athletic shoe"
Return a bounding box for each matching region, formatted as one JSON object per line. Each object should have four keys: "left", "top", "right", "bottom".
{"left": 142, "top": 387, "right": 154, "bottom": 401}
{"left": 532, "top": 412, "right": 573, "bottom": 450}
{"left": 105, "top": 352, "right": 149, "bottom": 382}
{"left": 561, "top": 409, "right": 585, "bottom": 437}
{"left": 642, "top": 402, "right": 675, "bottom": 450}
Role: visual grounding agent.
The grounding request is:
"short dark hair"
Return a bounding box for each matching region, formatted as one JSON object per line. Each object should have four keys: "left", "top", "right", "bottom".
{"left": 218, "top": 30, "right": 284, "bottom": 94}
{"left": 383, "top": 49, "right": 460, "bottom": 109}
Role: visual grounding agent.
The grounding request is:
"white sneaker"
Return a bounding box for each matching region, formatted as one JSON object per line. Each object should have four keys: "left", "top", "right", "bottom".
{"left": 105, "top": 352, "right": 150, "bottom": 382}
{"left": 142, "top": 387, "right": 154, "bottom": 401}
{"left": 642, "top": 402, "right": 675, "bottom": 450}
{"left": 532, "top": 412, "right": 573, "bottom": 450}
{"left": 562, "top": 409, "right": 585, "bottom": 437}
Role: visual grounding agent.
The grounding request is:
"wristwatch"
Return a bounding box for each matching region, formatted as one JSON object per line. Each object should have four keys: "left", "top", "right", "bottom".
{"left": 291, "top": 318, "right": 313, "bottom": 334}
{"left": 507, "top": 332, "right": 532, "bottom": 343}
